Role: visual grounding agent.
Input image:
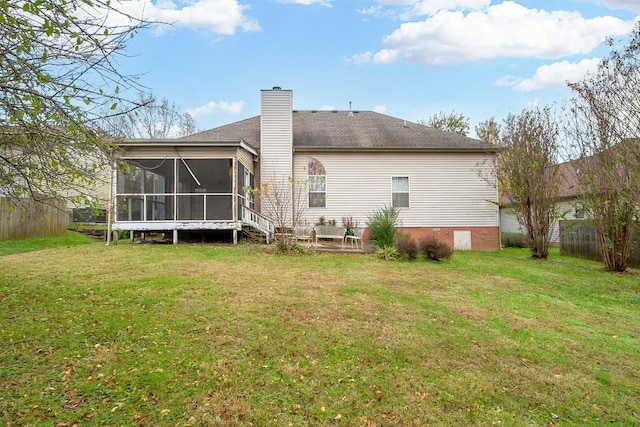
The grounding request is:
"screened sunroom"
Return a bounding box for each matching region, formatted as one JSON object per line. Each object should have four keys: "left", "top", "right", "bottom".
{"left": 110, "top": 141, "right": 268, "bottom": 243}
{"left": 116, "top": 158, "right": 242, "bottom": 222}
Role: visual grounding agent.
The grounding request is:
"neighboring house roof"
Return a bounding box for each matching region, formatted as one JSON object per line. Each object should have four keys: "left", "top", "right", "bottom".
{"left": 499, "top": 159, "right": 583, "bottom": 206}
{"left": 180, "top": 111, "right": 498, "bottom": 153}
{"left": 556, "top": 160, "right": 582, "bottom": 199}
{"left": 500, "top": 139, "right": 640, "bottom": 206}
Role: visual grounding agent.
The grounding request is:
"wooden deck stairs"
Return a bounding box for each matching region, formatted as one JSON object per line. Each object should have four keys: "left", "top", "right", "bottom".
{"left": 240, "top": 206, "right": 274, "bottom": 243}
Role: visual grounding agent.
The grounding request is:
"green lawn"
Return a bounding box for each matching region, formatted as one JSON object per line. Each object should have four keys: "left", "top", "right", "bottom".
{"left": 1, "top": 235, "right": 638, "bottom": 426}
{"left": 0, "top": 231, "right": 98, "bottom": 256}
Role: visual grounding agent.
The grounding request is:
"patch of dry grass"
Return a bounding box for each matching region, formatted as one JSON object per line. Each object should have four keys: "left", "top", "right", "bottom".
{"left": 1, "top": 241, "right": 639, "bottom": 426}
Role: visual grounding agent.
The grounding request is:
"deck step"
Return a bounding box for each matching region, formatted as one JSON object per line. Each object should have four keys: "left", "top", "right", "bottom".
{"left": 242, "top": 225, "right": 269, "bottom": 243}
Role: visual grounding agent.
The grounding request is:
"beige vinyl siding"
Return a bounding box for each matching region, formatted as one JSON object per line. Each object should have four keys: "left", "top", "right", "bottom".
{"left": 237, "top": 148, "right": 255, "bottom": 174}
{"left": 499, "top": 207, "right": 524, "bottom": 234}
{"left": 260, "top": 90, "right": 292, "bottom": 182}
{"left": 553, "top": 200, "right": 582, "bottom": 243}
{"left": 55, "top": 154, "right": 111, "bottom": 207}
{"left": 294, "top": 152, "right": 498, "bottom": 228}
{"left": 500, "top": 200, "right": 582, "bottom": 244}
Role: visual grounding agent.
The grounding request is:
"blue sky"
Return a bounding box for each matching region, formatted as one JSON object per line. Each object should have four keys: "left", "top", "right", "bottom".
{"left": 112, "top": 0, "right": 639, "bottom": 137}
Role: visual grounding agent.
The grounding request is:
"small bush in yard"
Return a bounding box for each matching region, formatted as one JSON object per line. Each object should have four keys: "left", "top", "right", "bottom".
{"left": 376, "top": 245, "right": 399, "bottom": 260}
{"left": 419, "top": 237, "right": 453, "bottom": 261}
{"left": 396, "top": 235, "right": 418, "bottom": 260}
{"left": 367, "top": 205, "right": 400, "bottom": 249}
{"left": 501, "top": 232, "right": 528, "bottom": 248}
{"left": 276, "top": 241, "right": 307, "bottom": 255}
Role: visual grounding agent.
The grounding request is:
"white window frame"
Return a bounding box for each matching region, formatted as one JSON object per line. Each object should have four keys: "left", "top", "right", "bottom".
{"left": 392, "top": 176, "right": 410, "bottom": 208}
{"left": 308, "top": 174, "right": 326, "bottom": 208}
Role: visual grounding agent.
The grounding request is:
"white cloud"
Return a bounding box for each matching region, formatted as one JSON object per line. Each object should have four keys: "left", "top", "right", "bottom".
{"left": 319, "top": 105, "right": 335, "bottom": 110}
{"left": 370, "top": 1, "right": 634, "bottom": 66}
{"left": 359, "top": 0, "right": 488, "bottom": 19}
{"left": 377, "top": 0, "right": 414, "bottom": 4}
{"left": 356, "top": 5, "right": 388, "bottom": 18}
{"left": 512, "top": 58, "right": 602, "bottom": 92}
{"left": 494, "top": 75, "right": 522, "bottom": 87}
{"left": 112, "top": 0, "right": 260, "bottom": 35}
{"left": 344, "top": 51, "right": 373, "bottom": 65}
{"left": 186, "top": 100, "right": 245, "bottom": 117}
{"left": 373, "top": 104, "right": 387, "bottom": 113}
{"left": 276, "top": 0, "right": 332, "bottom": 6}
{"left": 400, "top": 0, "right": 490, "bottom": 18}
{"left": 576, "top": 0, "right": 640, "bottom": 13}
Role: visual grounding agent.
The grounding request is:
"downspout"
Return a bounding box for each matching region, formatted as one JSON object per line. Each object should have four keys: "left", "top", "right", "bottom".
{"left": 105, "top": 152, "right": 115, "bottom": 246}
{"left": 232, "top": 157, "right": 238, "bottom": 244}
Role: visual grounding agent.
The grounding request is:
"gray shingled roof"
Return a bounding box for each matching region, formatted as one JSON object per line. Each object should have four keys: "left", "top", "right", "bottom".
{"left": 499, "top": 159, "right": 583, "bottom": 206}
{"left": 180, "top": 110, "right": 497, "bottom": 152}
{"left": 179, "top": 116, "right": 261, "bottom": 145}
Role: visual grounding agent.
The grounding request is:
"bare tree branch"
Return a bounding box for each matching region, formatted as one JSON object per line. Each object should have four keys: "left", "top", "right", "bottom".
{"left": 0, "top": 0, "right": 150, "bottom": 208}
{"left": 99, "top": 92, "right": 199, "bottom": 139}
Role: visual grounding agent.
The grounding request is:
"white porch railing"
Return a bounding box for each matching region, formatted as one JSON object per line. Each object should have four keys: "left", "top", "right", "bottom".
{"left": 241, "top": 205, "right": 274, "bottom": 243}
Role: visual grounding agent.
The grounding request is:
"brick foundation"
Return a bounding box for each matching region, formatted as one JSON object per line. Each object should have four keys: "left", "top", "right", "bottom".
{"left": 395, "top": 226, "right": 500, "bottom": 252}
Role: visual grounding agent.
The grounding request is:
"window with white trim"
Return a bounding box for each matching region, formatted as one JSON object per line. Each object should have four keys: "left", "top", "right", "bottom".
{"left": 392, "top": 176, "right": 409, "bottom": 208}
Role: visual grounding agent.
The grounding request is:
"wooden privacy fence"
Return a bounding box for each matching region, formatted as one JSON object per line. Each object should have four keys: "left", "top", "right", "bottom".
{"left": 0, "top": 197, "right": 67, "bottom": 241}
{"left": 559, "top": 220, "right": 640, "bottom": 268}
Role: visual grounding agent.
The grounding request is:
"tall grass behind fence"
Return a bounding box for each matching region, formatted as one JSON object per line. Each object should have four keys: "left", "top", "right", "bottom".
{"left": 560, "top": 220, "right": 640, "bottom": 268}
{"left": 0, "top": 197, "right": 67, "bottom": 241}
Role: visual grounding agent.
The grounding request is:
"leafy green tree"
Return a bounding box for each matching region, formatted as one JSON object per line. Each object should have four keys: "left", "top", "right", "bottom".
{"left": 0, "top": 0, "right": 146, "bottom": 206}
{"left": 497, "top": 106, "right": 561, "bottom": 259}
{"left": 475, "top": 117, "right": 501, "bottom": 144}
{"left": 566, "top": 24, "right": 640, "bottom": 272}
{"left": 419, "top": 110, "right": 470, "bottom": 136}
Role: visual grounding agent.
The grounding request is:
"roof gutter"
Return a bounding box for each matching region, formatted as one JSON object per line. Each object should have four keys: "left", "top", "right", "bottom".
{"left": 293, "top": 146, "right": 501, "bottom": 154}
{"left": 115, "top": 139, "right": 259, "bottom": 156}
